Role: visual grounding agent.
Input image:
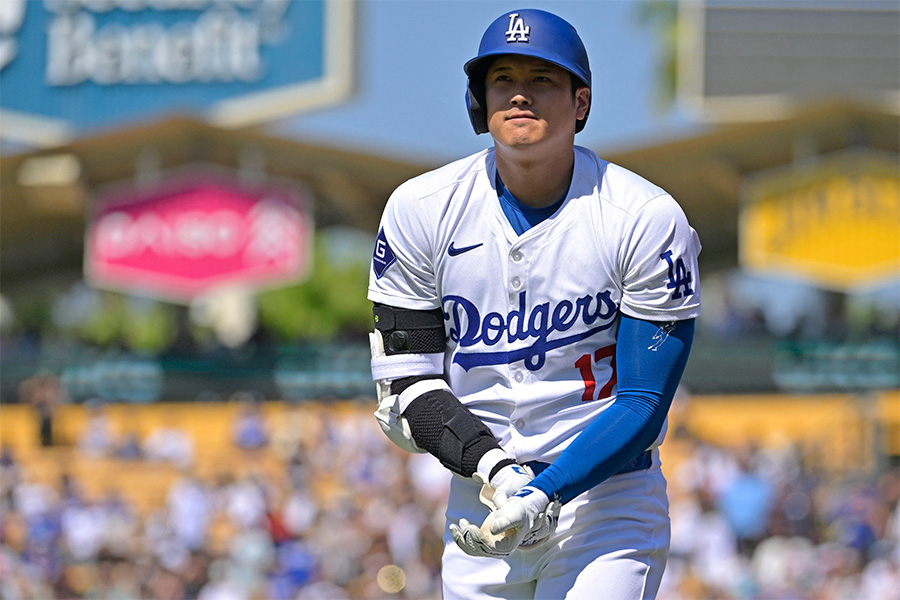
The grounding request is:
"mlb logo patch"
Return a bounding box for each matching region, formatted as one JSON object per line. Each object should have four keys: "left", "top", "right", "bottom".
{"left": 372, "top": 228, "right": 396, "bottom": 278}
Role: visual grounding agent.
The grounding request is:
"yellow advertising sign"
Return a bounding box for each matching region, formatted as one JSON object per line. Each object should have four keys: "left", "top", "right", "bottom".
{"left": 741, "top": 153, "right": 900, "bottom": 290}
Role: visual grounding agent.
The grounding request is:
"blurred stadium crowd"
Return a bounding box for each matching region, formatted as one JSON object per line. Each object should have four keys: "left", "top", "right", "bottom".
{"left": 1, "top": 395, "right": 897, "bottom": 600}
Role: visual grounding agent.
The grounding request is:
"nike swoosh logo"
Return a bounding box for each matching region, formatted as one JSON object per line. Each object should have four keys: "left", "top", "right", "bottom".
{"left": 448, "top": 242, "right": 483, "bottom": 256}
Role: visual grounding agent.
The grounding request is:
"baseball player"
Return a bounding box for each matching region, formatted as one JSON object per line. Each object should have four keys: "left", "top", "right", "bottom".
{"left": 368, "top": 8, "right": 700, "bottom": 599}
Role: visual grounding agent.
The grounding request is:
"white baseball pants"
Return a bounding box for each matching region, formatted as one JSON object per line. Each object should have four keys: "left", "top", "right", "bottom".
{"left": 441, "top": 449, "right": 670, "bottom": 600}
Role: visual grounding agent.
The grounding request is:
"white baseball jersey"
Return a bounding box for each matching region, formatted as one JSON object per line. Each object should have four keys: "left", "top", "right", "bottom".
{"left": 368, "top": 145, "right": 701, "bottom": 465}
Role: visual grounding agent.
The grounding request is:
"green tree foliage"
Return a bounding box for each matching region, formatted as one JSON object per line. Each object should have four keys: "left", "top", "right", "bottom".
{"left": 76, "top": 293, "right": 177, "bottom": 353}
{"left": 17, "top": 229, "right": 374, "bottom": 352}
{"left": 257, "top": 231, "right": 372, "bottom": 342}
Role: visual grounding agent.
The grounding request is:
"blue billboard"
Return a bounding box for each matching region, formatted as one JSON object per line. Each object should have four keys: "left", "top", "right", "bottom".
{"left": 0, "top": 0, "right": 355, "bottom": 145}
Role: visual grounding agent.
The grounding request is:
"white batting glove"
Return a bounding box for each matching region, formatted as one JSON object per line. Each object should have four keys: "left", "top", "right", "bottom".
{"left": 487, "top": 463, "right": 534, "bottom": 508}
{"left": 449, "top": 487, "right": 560, "bottom": 558}
{"left": 449, "top": 517, "right": 518, "bottom": 558}
{"left": 488, "top": 486, "right": 553, "bottom": 549}
{"left": 518, "top": 497, "right": 561, "bottom": 549}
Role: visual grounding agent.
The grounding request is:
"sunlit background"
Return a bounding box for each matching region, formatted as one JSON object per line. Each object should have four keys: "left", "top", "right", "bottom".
{"left": 0, "top": 1, "right": 898, "bottom": 599}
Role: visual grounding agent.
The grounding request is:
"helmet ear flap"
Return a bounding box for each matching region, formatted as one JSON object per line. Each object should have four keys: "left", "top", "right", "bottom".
{"left": 466, "top": 78, "right": 489, "bottom": 135}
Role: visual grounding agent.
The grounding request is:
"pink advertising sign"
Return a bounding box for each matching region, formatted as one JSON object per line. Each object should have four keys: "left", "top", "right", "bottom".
{"left": 85, "top": 171, "right": 311, "bottom": 302}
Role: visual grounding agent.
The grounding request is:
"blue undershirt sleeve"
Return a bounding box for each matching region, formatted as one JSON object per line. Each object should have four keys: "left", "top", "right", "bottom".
{"left": 528, "top": 314, "right": 694, "bottom": 504}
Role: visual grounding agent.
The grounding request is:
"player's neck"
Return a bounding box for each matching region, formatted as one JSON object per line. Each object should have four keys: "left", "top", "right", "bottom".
{"left": 494, "top": 147, "right": 575, "bottom": 209}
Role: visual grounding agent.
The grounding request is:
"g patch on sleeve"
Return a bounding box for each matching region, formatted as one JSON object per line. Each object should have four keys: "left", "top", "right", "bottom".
{"left": 372, "top": 227, "right": 397, "bottom": 279}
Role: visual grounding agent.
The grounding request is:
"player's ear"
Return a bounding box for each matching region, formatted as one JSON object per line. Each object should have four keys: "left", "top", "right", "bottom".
{"left": 575, "top": 87, "right": 590, "bottom": 121}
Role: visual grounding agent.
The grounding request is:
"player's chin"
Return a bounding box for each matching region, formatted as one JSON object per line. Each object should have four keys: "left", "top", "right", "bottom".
{"left": 493, "top": 126, "right": 546, "bottom": 149}
{"left": 491, "top": 118, "right": 539, "bottom": 137}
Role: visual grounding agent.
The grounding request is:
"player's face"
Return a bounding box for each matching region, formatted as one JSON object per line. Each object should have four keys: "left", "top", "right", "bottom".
{"left": 484, "top": 55, "right": 589, "bottom": 153}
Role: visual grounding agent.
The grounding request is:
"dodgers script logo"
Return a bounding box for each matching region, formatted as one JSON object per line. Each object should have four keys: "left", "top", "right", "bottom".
{"left": 444, "top": 290, "right": 618, "bottom": 371}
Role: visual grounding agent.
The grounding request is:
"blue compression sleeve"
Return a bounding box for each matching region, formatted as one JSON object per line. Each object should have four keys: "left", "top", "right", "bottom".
{"left": 528, "top": 315, "right": 694, "bottom": 504}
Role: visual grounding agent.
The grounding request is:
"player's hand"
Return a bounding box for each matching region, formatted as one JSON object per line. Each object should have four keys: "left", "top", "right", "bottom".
{"left": 450, "top": 486, "right": 559, "bottom": 558}
{"left": 518, "top": 497, "right": 561, "bottom": 549}
{"left": 488, "top": 463, "right": 534, "bottom": 507}
{"left": 449, "top": 517, "right": 518, "bottom": 558}
{"left": 488, "top": 486, "right": 555, "bottom": 549}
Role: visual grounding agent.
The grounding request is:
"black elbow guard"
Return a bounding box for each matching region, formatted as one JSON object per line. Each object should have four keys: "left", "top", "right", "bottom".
{"left": 373, "top": 303, "right": 445, "bottom": 355}
{"left": 403, "top": 389, "right": 500, "bottom": 478}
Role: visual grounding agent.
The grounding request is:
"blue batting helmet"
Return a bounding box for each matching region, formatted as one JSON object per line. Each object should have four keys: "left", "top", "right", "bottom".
{"left": 464, "top": 9, "right": 592, "bottom": 135}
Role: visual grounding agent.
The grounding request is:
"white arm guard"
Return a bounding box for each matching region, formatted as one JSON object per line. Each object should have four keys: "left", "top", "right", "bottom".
{"left": 369, "top": 332, "right": 392, "bottom": 403}
{"left": 369, "top": 331, "right": 448, "bottom": 454}
{"left": 374, "top": 393, "right": 426, "bottom": 454}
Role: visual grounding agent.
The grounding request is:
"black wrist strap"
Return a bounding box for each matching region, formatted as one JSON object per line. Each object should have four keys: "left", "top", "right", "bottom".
{"left": 489, "top": 458, "right": 519, "bottom": 482}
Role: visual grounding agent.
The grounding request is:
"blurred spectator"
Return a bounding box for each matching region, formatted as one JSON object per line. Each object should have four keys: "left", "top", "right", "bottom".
{"left": 675, "top": 438, "right": 739, "bottom": 499}
{"left": 407, "top": 451, "right": 452, "bottom": 506}
{"left": 144, "top": 562, "right": 187, "bottom": 600}
{"left": 386, "top": 500, "right": 426, "bottom": 567}
{"left": 167, "top": 470, "right": 214, "bottom": 552}
{"left": 230, "top": 392, "right": 269, "bottom": 451}
{"left": 76, "top": 400, "right": 118, "bottom": 458}
{"left": 717, "top": 444, "right": 776, "bottom": 554}
{"left": 827, "top": 482, "right": 881, "bottom": 558}
{"left": 270, "top": 405, "right": 306, "bottom": 462}
{"left": 197, "top": 557, "right": 246, "bottom": 600}
{"left": 281, "top": 482, "right": 318, "bottom": 537}
{"left": 92, "top": 558, "right": 142, "bottom": 599}
{"left": 18, "top": 372, "right": 67, "bottom": 447}
{"left": 0, "top": 401, "right": 897, "bottom": 600}
{"left": 115, "top": 429, "right": 144, "bottom": 460}
{"left": 227, "top": 525, "right": 276, "bottom": 595}
{"left": 143, "top": 416, "right": 194, "bottom": 469}
{"left": 60, "top": 496, "right": 108, "bottom": 562}
{"left": 13, "top": 472, "right": 58, "bottom": 522}
{"left": 115, "top": 406, "right": 145, "bottom": 460}
{"left": 221, "top": 472, "right": 270, "bottom": 530}
{"left": 183, "top": 550, "right": 213, "bottom": 600}
{"left": 0, "top": 446, "right": 22, "bottom": 511}
{"left": 668, "top": 487, "right": 741, "bottom": 594}
{"left": 99, "top": 488, "right": 140, "bottom": 559}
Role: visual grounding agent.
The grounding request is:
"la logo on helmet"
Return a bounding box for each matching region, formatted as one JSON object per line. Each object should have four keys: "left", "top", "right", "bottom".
{"left": 505, "top": 13, "right": 530, "bottom": 42}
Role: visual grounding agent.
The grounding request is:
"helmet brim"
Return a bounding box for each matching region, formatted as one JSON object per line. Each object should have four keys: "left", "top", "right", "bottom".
{"left": 464, "top": 52, "right": 590, "bottom": 90}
